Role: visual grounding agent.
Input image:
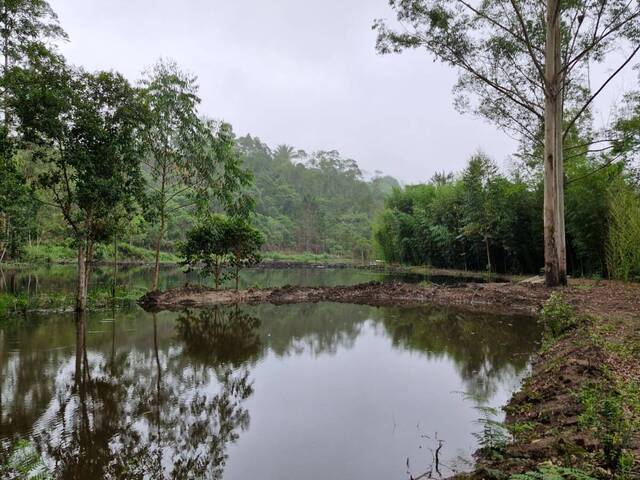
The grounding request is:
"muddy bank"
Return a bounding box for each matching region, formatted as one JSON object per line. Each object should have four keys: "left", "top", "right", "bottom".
{"left": 456, "top": 313, "right": 640, "bottom": 480}
{"left": 138, "top": 279, "right": 640, "bottom": 320}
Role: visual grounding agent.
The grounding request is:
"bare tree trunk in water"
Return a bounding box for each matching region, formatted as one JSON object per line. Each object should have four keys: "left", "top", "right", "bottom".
{"left": 543, "top": 0, "right": 567, "bottom": 286}
{"left": 74, "top": 311, "right": 85, "bottom": 389}
{"left": 76, "top": 241, "right": 87, "bottom": 312}
{"left": 112, "top": 233, "right": 118, "bottom": 299}
{"left": 152, "top": 213, "right": 164, "bottom": 291}
{"left": 152, "top": 169, "right": 167, "bottom": 291}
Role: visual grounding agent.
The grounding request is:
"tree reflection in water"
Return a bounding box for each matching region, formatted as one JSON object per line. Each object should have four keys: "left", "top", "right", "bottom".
{"left": 30, "top": 306, "right": 258, "bottom": 479}
{"left": 0, "top": 302, "right": 541, "bottom": 479}
{"left": 377, "top": 305, "right": 541, "bottom": 402}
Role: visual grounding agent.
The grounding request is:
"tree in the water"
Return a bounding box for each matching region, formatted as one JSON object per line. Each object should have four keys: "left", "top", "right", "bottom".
{"left": 140, "top": 59, "right": 252, "bottom": 291}
{"left": 375, "top": 0, "right": 640, "bottom": 286}
{"left": 6, "top": 56, "right": 146, "bottom": 310}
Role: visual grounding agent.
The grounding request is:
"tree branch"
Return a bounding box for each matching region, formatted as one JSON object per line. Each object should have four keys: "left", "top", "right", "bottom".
{"left": 563, "top": 42, "right": 640, "bottom": 140}
{"left": 508, "top": 0, "right": 547, "bottom": 89}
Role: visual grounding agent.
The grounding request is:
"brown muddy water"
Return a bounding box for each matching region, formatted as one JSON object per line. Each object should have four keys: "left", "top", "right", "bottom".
{"left": 0, "top": 268, "right": 541, "bottom": 479}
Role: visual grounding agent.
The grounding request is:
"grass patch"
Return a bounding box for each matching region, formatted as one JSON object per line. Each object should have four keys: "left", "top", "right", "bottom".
{"left": 510, "top": 463, "right": 597, "bottom": 479}
{"left": 261, "top": 250, "right": 350, "bottom": 264}
{"left": 578, "top": 380, "right": 640, "bottom": 475}
{"left": 0, "top": 285, "right": 146, "bottom": 319}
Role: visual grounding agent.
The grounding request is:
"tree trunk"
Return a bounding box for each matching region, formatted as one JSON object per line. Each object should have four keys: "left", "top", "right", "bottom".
{"left": 214, "top": 259, "right": 221, "bottom": 289}
{"left": 152, "top": 168, "right": 167, "bottom": 291}
{"left": 85, "top": 239, "right": 94, "bottom": 297}
{"left": 485, "top": 236, "right": 492, "bottom": 273}
{"left": 152, "top": 214, "right": 164, "bottom": 291}
{"left": 74, "top": 311, "right": 85, "bottom": 389}
{"left": 76, "top": 240, "right": 87, "bottom": 312}
{"left": 112, "top": 233, "right": 118, "bottom": 299}
{"left": 3, "top": 13, "right": 10, "bottom": 131}
{"left": 543, "top": 0, "right": 567, "bottom": 287}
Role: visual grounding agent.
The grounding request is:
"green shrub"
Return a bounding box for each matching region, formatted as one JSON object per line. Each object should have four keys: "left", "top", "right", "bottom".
{"left": 472, "top": 405, "right": 511, "bottom": 460}
{"left": 540, "top": 293, "right": 578, "bottom": 338}
{"left": 0, "top": 293, "right": 28, "bottom": 318}
{"left": 606, "top": 180, "right": 640, "bottom": 281}
{"left": 510, "top": 463, "right": 596, "bottom": 479}
{"left": 578, "top": 382, "right": 640, "bottom": 472}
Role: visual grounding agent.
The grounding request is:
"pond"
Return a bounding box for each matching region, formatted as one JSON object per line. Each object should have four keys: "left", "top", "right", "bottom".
{"left": 0, "top": 263, "right": 498, "bottom": 299}
{"left": 0, "top": 270, "right": 542, "bottom": 479}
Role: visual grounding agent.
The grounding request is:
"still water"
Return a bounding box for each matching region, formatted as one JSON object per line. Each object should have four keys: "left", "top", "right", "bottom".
{"left": 0, "top": 283, "right": 541, "bottom": 479}
{"left": 0, "top": 263, "right": 498, "bottom": 298}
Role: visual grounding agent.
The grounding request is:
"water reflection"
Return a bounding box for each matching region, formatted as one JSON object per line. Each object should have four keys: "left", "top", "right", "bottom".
{"left": 0, "top": 264, "right": 395, "bottom": 297}
{"left": 9, "top": 309, "right": 255, "bottom": 479}
{"left": 379, "top": 306, "right": 539, "bottom": 401}
{"left": 177, "top": 307, "right": 262, "bottom": 367}
{"left": 0, "top": 303, "right": 541, "bottom": 479}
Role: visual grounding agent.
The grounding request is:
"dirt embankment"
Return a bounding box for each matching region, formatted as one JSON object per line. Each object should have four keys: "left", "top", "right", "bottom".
{"left": 456, "top": 314, "right": 640, "bottom": 480}
{"left": 138, "top": 278, "right": 640, "bottom": 320}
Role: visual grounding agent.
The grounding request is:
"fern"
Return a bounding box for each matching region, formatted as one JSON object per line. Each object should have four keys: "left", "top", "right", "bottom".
{"left": 1, "top": 440, "right": 52, "bottom": 480}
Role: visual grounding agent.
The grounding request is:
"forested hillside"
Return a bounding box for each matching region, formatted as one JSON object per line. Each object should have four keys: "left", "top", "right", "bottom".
{"left": 2, "top": 132, "right": 398, "bottom": 263}
{"left": 237, "top": 136, "right": 398, "bottom": 259}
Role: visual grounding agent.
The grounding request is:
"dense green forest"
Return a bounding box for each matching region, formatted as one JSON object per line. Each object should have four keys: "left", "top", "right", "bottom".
{"left": 1, "top": 135, "right": 398, "bottom": 263}
{"left": 238, "top": 137, "right": 398, "bottom": 258}
{"left": 375, "top": 141, "right": 640, "bottom": 279}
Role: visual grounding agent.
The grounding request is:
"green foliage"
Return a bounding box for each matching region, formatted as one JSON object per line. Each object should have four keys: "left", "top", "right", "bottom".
{"left": 510, "top": 463, "right": 596, "bottom": 480}
{"left": 472, "top": 405, "right": 511, "bottom": 459}
{"left": 0, "top": 145, "right": 38, "bottom": 261}
{"left": 21, "top": 241, "right": 179, "bottom": 264}
{"left": 374, "top": 146, "right": 640, "bottom": 279}
{"left": 0, "top": 0, "right": 67, "bottom": 71}
{"left": 225, "top": 216, "right": 265, "bottom": 289}
{"left": 179, "top": 214, "right": 263, "bottom": 289}
{"left": 239, "top": 136, "right": 397, "bottom": 260}
{"left": 374, "top": 154, "right": 541, "bottom": 273}
{"left": 140, "top": 60, "right": 253, "bottom": 287}
{"left": 578, "top": 382, "right": 640, "bottom": 472}
{"left": 0, "top": 292, "right": 29, "bottom": 318}
{"left": 606, "top": 179, "right": 640, "bottom": 281}
{"left": 0, "top": 285, "right": 145, "bottom": 318}
{"left": 0, "top": 439, "right": 52, "bottom": 480}
{"left": 540, "top": 293, "right": 579, "bottom": 339}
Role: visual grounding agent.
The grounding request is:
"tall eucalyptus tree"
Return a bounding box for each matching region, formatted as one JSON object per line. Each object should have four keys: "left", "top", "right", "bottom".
{"left": 375, "top": 0, "right": 640, "bottom": 285}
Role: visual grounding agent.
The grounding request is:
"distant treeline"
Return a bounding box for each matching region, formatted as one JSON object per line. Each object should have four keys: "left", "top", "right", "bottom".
{"left": 4, "top": 134, "right": 398, "bottom": 263}
{"left": 374, "top": 147, "right": 640, "bottom": 279}
{"left": 238, "top": 137, "right": 399, "bottom": 259}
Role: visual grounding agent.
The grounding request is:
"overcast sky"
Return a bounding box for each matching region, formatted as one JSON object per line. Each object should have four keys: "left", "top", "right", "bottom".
{"left": 49, "top": 0, "right": 635, "bottom": 183}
